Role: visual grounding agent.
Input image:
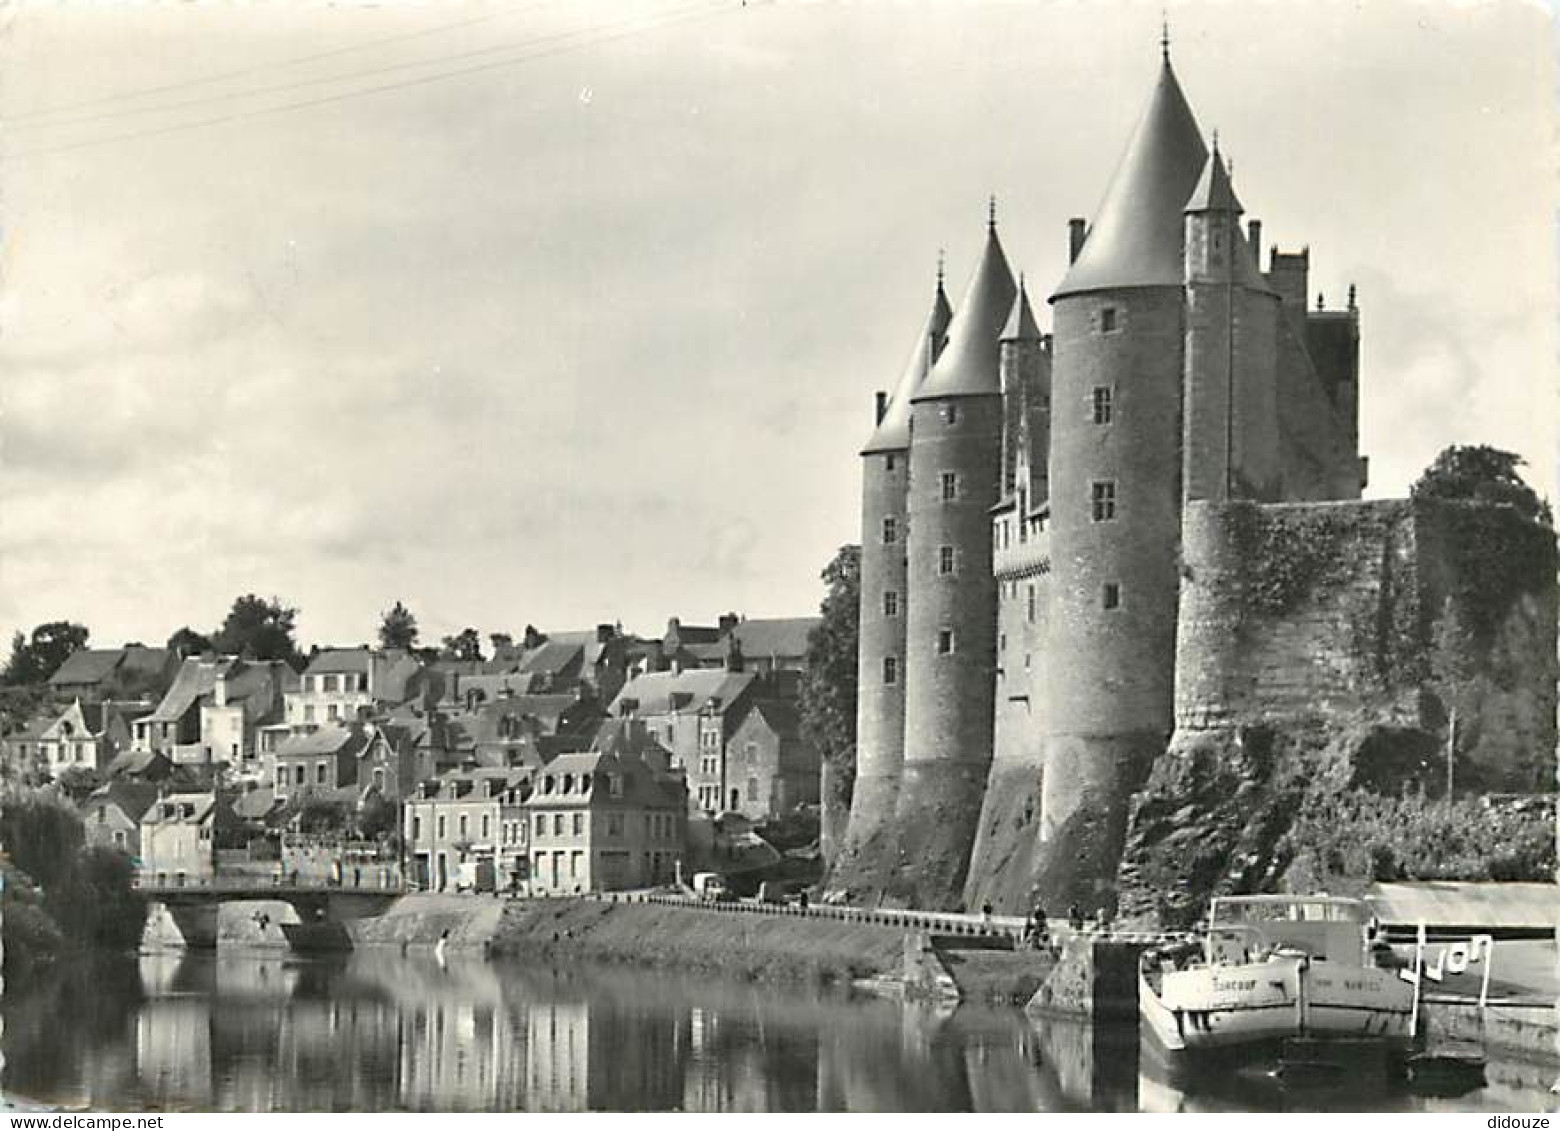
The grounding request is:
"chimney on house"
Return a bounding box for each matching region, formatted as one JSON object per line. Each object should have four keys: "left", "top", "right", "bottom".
{"left": 725, "top": 635, "right": 745, "bottom": 674}
{"left": 213, "top": 668, "right": 228, "bottom": 709}
{"left": 874, "top": 391, "right": 889, "bottom": 423}
{"left": 718, "top": 612, "right": 739, "bottom": 635}
{"left": 523, "top": 625, "right": 544, "bottom": 650}
{"left": 596, "top": 624, "right": 615, "bottom": 644}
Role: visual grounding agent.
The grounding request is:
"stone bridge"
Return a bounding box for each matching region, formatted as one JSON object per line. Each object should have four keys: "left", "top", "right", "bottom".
{"left": 138, "top": 878, "right": 404, "bottom": 949}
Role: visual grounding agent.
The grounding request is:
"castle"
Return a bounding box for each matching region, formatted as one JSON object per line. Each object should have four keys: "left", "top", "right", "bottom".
{"left": 829, "top": 45, "right": 1557, "bottom": 916}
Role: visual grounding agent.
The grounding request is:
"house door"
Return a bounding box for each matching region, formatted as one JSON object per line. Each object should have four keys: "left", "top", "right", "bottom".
{"left": 436, "top": 853, "right": 448, "bottom": 891}
{"left": 729, "top": 788, "right": 739, "bottom": 812}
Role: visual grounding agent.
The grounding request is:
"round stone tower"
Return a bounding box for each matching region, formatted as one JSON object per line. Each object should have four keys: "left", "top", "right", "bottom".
{"left": 830, "top": 270, "right": 951, "bottom": 896}
{"left": 1039, "top": 53, "right": 1208, "bottom": 912}
{"left": 891, "top": 215, "right": 1016, "bottom": 909}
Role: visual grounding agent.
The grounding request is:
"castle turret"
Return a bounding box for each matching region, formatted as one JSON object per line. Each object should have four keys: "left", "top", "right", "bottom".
{"left": 829, "top": 266, "right": 952, "bottom": 896}
{"left": 891, "top": 211, "right": 1017, "bottom": 909}
{"left": 1038, "top": 50, "right": 1206, "bottom": 912}
{"left": 1181, "top": 143, "right": 1281, "bottom": 503}
{"left": 965, "top": 280, "right": 1057, "bottom": 911}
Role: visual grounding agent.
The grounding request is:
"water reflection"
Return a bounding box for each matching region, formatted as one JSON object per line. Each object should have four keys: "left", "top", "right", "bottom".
{"left": 2, "top": 952, "right": 1549, "bottom": 1112}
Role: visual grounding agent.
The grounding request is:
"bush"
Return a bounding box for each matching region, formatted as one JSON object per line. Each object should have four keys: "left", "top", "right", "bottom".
{"left": 1281, "top": 788, "right": 1554, "bottom": 886}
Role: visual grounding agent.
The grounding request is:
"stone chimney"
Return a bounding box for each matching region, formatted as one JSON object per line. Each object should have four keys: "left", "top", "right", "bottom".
{"left": 213, "top": 668, "right": 228, "bottom": 709}
{"left": 1068, "top": 217, "right": 1087, "bottom": 263}
{"left": 718, "top": 612, "right": 739, "bottom": 635}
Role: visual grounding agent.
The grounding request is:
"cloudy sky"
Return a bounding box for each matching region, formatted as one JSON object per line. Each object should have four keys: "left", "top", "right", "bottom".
{"left": 1, "top": 0, "right": 1554, "bottom": 651}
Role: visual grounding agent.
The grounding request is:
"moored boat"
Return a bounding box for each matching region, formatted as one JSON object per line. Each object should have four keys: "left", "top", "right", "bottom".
{"left": 1139, "top": 894, "right": 1414, "bottom": 1056}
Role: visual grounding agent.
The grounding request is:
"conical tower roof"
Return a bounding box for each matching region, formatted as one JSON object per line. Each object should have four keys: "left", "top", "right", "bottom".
{"left": 1186, "top": 146, "right": 1272, "bottom": 292}
{"left": 913, "top": 221, "right": 1018, "bottom": 401}
{"left": 861, "top": 276, "right": 953, "bottom": 454}
{"left": 1052, "top": 57, "right": 1207, "bottom": 300}
{"left": 1185, "top": 143, "right": 1241, "bottom": 214}
{"left": 1001, "top": 277, "right": 1042, "bottom": 341}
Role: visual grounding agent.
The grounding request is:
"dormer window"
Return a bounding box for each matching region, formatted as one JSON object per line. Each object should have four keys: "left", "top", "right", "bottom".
{"left": 543, "top": 775, "right": 555, "bottom": 793}
{"left": 562, "top": 773, "right": 574, "bottom": 794}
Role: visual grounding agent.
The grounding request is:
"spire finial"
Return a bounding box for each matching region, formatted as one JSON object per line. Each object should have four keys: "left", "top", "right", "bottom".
{"left": 1161, "top": 12, "right": 1171, "bottom": 61}
{"left": 988, "top": 194, "right": 997, "bottom": 230}
{"left": 936, "top": 248, "right": 946, "bottom": 289}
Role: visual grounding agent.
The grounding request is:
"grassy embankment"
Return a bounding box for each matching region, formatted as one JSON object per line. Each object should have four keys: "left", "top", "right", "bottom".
{"left": 488, "top": 897, "right": 908, "bottom": 984}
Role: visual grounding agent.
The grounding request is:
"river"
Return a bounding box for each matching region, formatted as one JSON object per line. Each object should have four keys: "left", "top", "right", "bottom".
{"left": 3, "top": 951, "right": 1551, "bottom": 1112}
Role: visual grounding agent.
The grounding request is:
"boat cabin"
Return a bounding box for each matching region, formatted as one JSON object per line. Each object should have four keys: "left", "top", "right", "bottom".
{"left": 1205, "top": 895, "right": 1373, "bottom": 965}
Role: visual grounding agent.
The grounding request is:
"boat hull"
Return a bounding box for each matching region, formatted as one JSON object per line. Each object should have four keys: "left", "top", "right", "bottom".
{"left": 1140, "top": 958, "right": 1414, "bottom": 1054}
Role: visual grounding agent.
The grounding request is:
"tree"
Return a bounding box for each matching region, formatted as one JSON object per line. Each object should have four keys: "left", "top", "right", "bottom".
{"left": 1411, "top": 445, "right": 1552, "bottom": 525}
{"left": 800, "top": 545, "right": 861, "bottom": 835}
{"left": 378, "top": 601, "right": 420, "bottom": 651}
{"left": 166, "top": 626, "right": 213, "bottom": 657}
{"left": 213, "top": 595, "right": 302, "bottom": 666}
{"left": 2, "top": 622, "right": 89, "bottom": 685}
{"left": 441, "top": 628, "right": 484, "bottom": 662}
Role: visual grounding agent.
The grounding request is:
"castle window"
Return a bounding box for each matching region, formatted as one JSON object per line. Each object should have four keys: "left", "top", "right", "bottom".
{"left": 882, "top": 656, "right": 898, "bottom": 685}
{"left": 883, "top": 590, "right": 899, "bottom": 617}
{"left": 937, "top": 630, "right": 956, "bottom": 655}
{"left": 1092, "top": 385, "right": 1114, "bottom": 424}
{"left": 940, "top": 472, "right": 958, "bottom": 501}
{"left": 998, "top": 633, "right": 1007, "bottom": 653}
{"left": 1100, "top": 306, "right": 1119, "bottom": 333}
{"left": 885, "top": 453, "right": 897, "bottom": 471}
{"left": 946, "top": 403, "right": 960, "bottom": 425}
{"left": 1103, "top": 582, "right": 1121, "bottom": 610}
{"left": 1090, "top": 480, "right": 1117, "bottom": 522}
{"left": 938, "top": 545, "right": 956, "bottom": 575}
{"left": 882, "top": 516, "right": 898, "bottom": 544}
{"left": 1027, "top": 584, "right": 1036, "bottom": 623}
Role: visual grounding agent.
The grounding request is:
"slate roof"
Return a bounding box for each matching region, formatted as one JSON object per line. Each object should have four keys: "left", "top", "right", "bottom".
{"left": 862, "top": 276, "right": 954, "bottom": 454}
{"left": 724, "top": 617, "right": 820, "bottom": 661}
{"left": 275, "top": 725, "right": 369, "bottom": 758}
{"left": 49, "top": 649, "right": 124, "bottom": 687}
{"left": 83, "top": 780, "right": 160, "bottom": 824}
{"left": 305, "top": 648, "right": 374, "bottom": 675}
{"left": 526, "top": 751, "right": 683, "bottom": 811}
{"left": 609, "top": 670, "right": 757, "bottom": 717}
{"left": 913, "top": 222, "right": 1017, "bottom": 401}
{"left": 1053, "top": 58, "right": 1207, "bottom": 299}
{"left": 104, "top": 748, "right": 172, "bottom": 778}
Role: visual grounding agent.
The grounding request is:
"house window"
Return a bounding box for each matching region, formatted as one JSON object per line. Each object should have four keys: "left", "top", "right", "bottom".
{"left": 413, "top": 816, "right": 422, "bottom": 841}
{"left": 437, "top": 815, "right": 447, "bottom": 839}
{"left": 945, "top": 403, "right": 959, "bottom": 425}
{"left": 610, "top": 774, "right": 623, "bottom": 798}
{"left": 1100, "top": 306, "right": 1119, "bottom": 333}
{"left": 883, "top": 590, "right": 899, "bottom": 617}
{"left": 882, "top": 656, "right": 898, "bottom": 685}
{"left": 747, "top": 777, "right": 759, "bottom": 803}
{"left": 315, "top": 761, "right": 328, "bottom": 784}
{"left": 998, "top": 633, "right": 1007, "bottom": 653}
{"left": 882, "top": 516, "right": 898, "bottom": 545}
{"left": 608, "top": 813, "right": 623, "bottom": 837}
{"left": 937, "top": 629, "right": 955, "bottom": 655}
{"left": 1091, "top": 480, "right": 1117, "bottom": 522}
{"left": 1092, "top": 385, "right": 1114, "bottom": 424}
{"left": 303, "top": 705, "right": 315, "bottom": 723}
{"left": 1103, "top": 582, "right": 1122, "bottom": 610}
{"left": 481, "top": 815, "right": 490, "bottom": 840}
{"left": 327, "top": 704, "right": 340, "bottom": 721}
{"left": 295, "top": 765, "right": 306, "bottom": 785}
{"left": 535, "top": 815, "right": 545, "bottom": 838}
{"left": 940, "top": 472, "right": 958, "bottom": 501}
{"left": 554, "top": 814, "right": 565, "bottom": 836}
{"left": 938, "top": 545, "right": 955, "bottom": 575}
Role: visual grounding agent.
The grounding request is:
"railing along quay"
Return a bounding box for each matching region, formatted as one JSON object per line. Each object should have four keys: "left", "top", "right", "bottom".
{"left": 601, "top": 891, "right": 1191, "bottom": 948}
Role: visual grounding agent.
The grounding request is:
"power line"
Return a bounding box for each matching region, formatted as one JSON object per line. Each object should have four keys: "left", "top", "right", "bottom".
{"left": 3, "top": 1, "right": 731, "bottom": 162}
{"left": 5, "top": 1, "right": 662, "bottom": 134}
{"left": 4, "top": 0, "right": 553, "bottom": 123}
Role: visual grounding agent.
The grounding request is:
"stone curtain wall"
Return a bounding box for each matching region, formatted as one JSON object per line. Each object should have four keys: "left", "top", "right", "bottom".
{"left": 1116, "top": 497, "right": 1557, "bottom": 925}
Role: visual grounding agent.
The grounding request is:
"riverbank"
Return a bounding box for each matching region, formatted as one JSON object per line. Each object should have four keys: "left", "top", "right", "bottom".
{"left": 487, "top": 897, "right": 908, "bottom": 983}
